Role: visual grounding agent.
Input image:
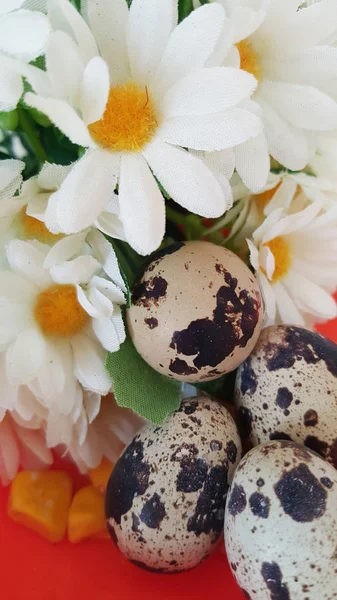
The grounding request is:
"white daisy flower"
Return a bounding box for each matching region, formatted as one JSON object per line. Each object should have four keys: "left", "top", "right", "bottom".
{"left": 0, "top": 409, "right": 52, "bottom": 486}
{"left": 0, "top": 162, "right": 67, "bottom": 267}
{"left": 247, "top": 189, "right": 337, "bottom": 326}
{"left": 0, "top": 0, "right": 49, "bottom": 111}
{"left": 23, "top": 0, "right": 262, "bottom": 255}
{"left": 205, "top": 0, "right": 337, "bottom": 173}
{"left": 0, "top": 228, "right": 126, "bottom": 417}
{"left": 0, "top": 161, "right": 125, "bottom": 269}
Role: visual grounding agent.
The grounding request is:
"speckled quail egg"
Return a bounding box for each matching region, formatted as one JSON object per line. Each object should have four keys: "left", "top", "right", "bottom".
{"left": 127, "top": 241, "right": 263, "bottom": 383}
{"left": 225, "top": 440, "right": 337, "bottom": 600}
{"left": 235, "top": 325, "right": 337, "bottom": 468}
{"left": 105, "top": 396, "right": 242, "bottom": 573}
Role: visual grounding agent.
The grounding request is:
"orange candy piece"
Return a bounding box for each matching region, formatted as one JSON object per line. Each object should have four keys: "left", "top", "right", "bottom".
{"left": 88, "top": 457, "right": 114, "bottom": 493}
{"left": 68, "top": 485, "right": 107, "bottom": 543}
{"left": 8, "top": 470, "right": 73, "bottom": 543}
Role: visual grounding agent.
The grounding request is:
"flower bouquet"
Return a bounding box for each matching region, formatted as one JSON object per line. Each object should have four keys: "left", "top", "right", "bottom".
{"left": 1, "top": 0, "right": 337, "bottom": 598}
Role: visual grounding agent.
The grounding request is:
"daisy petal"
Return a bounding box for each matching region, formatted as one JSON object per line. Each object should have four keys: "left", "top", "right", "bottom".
{"left": 76, "top": 285, "right": 103, "bottom": 319}
{"left": 162, "top": 67, "right": 257, "bottom": 118}
{"left": 259, "top": 245, "right": 275, "bottom": 280}
{"left": 128, "top": 0, "right": 176, "bottom": 86}
{"left": 36, "top": 339, "right": 66, "bottom": 402}
{"left": 0, "top": 418, "right": 20, "bottom": 483}
{"left": 37, "top": 162, "right": 71, "bottom": 191}
{"left": 230, "top": 6, "right": 266, "bottom": 43}
{"left": 0, "top": 64, "right": 23, "bottom": 111}
{"left": 259, "top": 98, "right": 309, "bottom": 171}
{"left": 24, "top": 92, "right": 94, "bottom": 147}
{"left": 71, "top": 333, "right": 111, "bottom": 395}
{"left": 204, "top": 149, "right": 235, "bottom": 181}
{"left": 263, "top": 201, "right": 322, "bottom": 242}
{"left": 50, "top": 256, "right": 101, "bottom": 285}
{"left": 86, "top": 229, "right": 126, "bottom": 293}
{"left": 0, "top": 271, "right": 37, "bottom": 302}
{"left": 85, "top": 0, "right": 129, "bottom": 85}
{"left": 261, "top": 81, "right": 337, "bottom": 131}
{"left": 83, "top": 392, "right": 101, "bottom": 424}
{"left": 92, "top": 310, "right": 126, "bottom": 353}
{"left": 95, "top": 211, "right": 126, "bottom": 241}
{"left": 258, "top": 272, "right": 276, "bottom": 322}
{"left": 0, "top": 302, "right": 31, "bottom": 347}
{"left": 91, "top": 276, "right": 126, "bottom": 305}
{"left": 49, "top": 0, "right": 98, "bottom": 63}
{"left": 206, "top": 19, "right": 234, "bottom": 67}
{"left": 80, "top": 56, "right": 110, "bottom": 125}
{"left": 285, "top": 273, "right": 337, "bottom": 320}
{"left": 247, "top": 239, "right": 260, "bottom": 271}
{"left": 0, "top": 159, "right": 24, "bottom": 194}
{"left": 264, "top": 178, "right": 297, "bottom": 216}
{"left": 14, "top": 424, "right": 53, "bottom": 465}
{"left": 144, "top": 140, "right": 225, "bottom": 218}
{"left": 46, "top": 30, "right": 83, "bottom": 105}
{"left": 88, "top": 287, "right": 113, "bottom": 318}
{"left": 234, "top": 132, "right": 270, "bottom": 193}
{"left": 154, "top": 3, "right": 225, "bottom": 93}
{"left": 159, "top": 108, "right": 261, "bottom": 151}
{"left": 118, "top": 153, "right": 165, "bottom": 256}
{"left": 6, "top": 240, "right": 51, "bottom": 288}
{"left": 0, "top": 9, "right": 49, "bottom": 61}
{"left": 0, "top": 0, "right": 25, "bottom": 14}
{"left": 273, "top": 281, "right": 305, "bottom": 326}
{"left": 6, "top": 328, "right": 46, "bottom": 385}
{"left": 283, "top": 0, "right": 337, "bottom": 52}
{"left": 50, "top": 150, "right": 120, "bottom": 234}
{"left": 44, "top": 232, "right": 87, "bottom": 268}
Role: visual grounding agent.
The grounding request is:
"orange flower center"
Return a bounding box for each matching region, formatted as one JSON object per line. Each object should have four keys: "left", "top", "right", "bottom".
{"left": 88, "top": 82, "right": 158, "bottom": 152}
{"left": 34, "top": 284, "right": 89, "bottom": 337}
{"left": 236, "top": 39, "right": 263, "bottom": 82}
{"left": 262, "top": 236, "right": 292, "bottom": 282}
{"left": 20, "top": 208, "right": 62, "bottom": 244}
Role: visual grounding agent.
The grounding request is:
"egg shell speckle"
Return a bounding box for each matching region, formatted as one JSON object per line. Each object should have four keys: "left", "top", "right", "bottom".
{"left": 235, "top": 325, "right": 337, "bottom": 467}
{"left": 105, "top": 396, "right": 242, "bottom": 573}
{"left": 127, "top": 241, "right": 263, "bottom": 383}
{"left": 225, "top": 440, "right": 337, "bottom": 600}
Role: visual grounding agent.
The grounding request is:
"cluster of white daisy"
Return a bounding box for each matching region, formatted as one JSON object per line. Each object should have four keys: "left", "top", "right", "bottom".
{"left": 0, "top": 0, "right": 337, "bottom": 483}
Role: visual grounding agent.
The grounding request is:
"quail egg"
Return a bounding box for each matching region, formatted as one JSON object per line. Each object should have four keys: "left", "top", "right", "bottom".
{"left": 105, "top": 396, "right": 242, "bottom": 572}
{"left": 127, "top": 241, "right": 263, "bottom": 383}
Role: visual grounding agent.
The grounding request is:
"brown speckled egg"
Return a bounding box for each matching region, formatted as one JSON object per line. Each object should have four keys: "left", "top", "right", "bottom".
{"left": 127, "top": 241, "right": 263, "bottom": 382}
{"left": 225, "top": 441, "right": 337, "bottom": 600}
{"left": 235, "top": 325, "right": 337, "bottom": 468}
{"left": 105, "top": 396, "right": 242, "bottom": 573}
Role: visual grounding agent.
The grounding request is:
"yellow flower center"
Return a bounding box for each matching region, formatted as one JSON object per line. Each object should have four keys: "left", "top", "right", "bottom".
{"left": 88, "top": 82, "right": 158, "bottom": 152}
{"left": 34, "top": 284, "right": 89, "bottom": 338}
{"left": 262, "top": 236, "right": 292, "bottom": 282}
{"left": 20, "top": 207, "right": 62, "bottom": 244}
{"left": 236, "top": 39, "right": 263, "bottom": 82}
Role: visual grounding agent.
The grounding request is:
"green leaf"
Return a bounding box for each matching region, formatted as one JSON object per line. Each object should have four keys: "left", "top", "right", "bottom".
{"left": 106, "top": 334, "right": 181, "bottom": 424}
{"left": 39, "top": 126, "right": 79, "bottom": 164}
{"left": 178, "top": 0, "right": 194, "bottom": 21}
{"left": 28, "top": 108, "right": 52, "bottom": 128}
{"left": 0, "top": 110, "right": 18, "bottom": 131}
{"left": 199, "top": 0, "right": 210, "bottom": 3}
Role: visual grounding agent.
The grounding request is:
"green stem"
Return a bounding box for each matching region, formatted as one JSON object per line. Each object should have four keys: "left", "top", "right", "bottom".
{"left": 178, "top": 0, "right": 194, "bottom": 21}
{"left": 17, "top": 108, "right": 47, "bottom": 163}
{"left": 166, "top": 206, "right": 188, "bottom": 226}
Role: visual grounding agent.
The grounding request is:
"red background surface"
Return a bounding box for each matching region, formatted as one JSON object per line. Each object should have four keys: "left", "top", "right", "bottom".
{"left": 0, "top": 317, "right": 335, "bottom": 600}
